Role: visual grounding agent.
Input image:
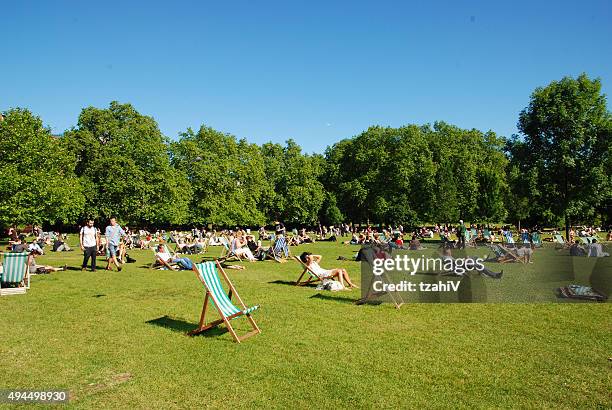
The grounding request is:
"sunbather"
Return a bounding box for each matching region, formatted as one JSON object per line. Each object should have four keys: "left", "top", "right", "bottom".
{"left": 232, "top": 232, "right": 256, "bottom": 261}
{"left": 27, "top": 250, "right": 66, "bottom": 274}
{"left": 299, "top": 252, "right": 359, "bottom": 289}
{"left": 154, "top": 244, "right": 193, "bottom": 270}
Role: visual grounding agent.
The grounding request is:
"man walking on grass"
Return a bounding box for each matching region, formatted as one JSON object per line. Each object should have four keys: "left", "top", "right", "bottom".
{"left": 105, "top": 217, "right": 126, "bottom": 271}
{"left": 80, "top": 219, "right": 100, "bottom": 271}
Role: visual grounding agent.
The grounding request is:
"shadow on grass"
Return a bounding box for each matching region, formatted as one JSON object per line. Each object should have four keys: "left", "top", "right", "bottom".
{"left": 309, "top": 293, "right": 357, "bottom": 304}
{"left": 146, "top": 315, "right": 228, "bottom": 337}
{"left": 268, "top": 279, "right": 317, "bottom": 288}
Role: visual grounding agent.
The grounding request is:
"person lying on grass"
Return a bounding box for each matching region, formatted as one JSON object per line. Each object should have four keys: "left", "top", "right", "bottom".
{"left": 299, "top": 251, "right": 359, "bottom": 289}
{"left": 154, "top": 244, "right": 193, "bottom": 270}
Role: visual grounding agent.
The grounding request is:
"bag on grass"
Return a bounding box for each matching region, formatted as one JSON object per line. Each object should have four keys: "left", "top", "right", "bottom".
{"left": 316, "top": 279, "right": 344, "bottom": 291}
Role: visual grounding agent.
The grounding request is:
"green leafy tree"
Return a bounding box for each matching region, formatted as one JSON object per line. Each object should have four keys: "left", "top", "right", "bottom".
{"left": 62, "top": 102, "right": 191, "bottom": 226}
{"left": 0, "top": 108, "right": 84, "bottom": 228}
{"left": 261, "top": 140, "right": 325, "bottom": 225}
{"left": 170, "top": 126, "right": 267, "bottom": 226}
{"left": 517, "top": 74, "right": 612, "bottom": 238}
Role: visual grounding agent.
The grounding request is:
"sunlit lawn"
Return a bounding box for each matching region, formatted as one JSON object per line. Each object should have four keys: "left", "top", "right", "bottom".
{"left": 1, "top": 236, "right": 610, "bottom": 408}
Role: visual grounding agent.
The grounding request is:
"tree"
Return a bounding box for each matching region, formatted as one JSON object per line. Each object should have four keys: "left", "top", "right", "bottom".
{"left": 261, "top": 140, "right": 325, "bottom": 225}
{"left": 0, "top": 108, "right": 84, "bottom": 228}
{"left": 517, "top": 74, "right": 612, "bottom": 238}
{"left": 170, "top": 126, "right": 267, "bottom": 226}
{"left": 62, "top": 102, "right": 191, "bottom": 226}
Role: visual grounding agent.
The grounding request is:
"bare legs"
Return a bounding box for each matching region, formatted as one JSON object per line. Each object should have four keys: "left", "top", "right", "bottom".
{"left": 330, "top": 268, "right": 359, "bottom": 289}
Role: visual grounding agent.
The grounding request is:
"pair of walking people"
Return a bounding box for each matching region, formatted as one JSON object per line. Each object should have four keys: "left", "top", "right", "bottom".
{"left": 80, "top": 217, "right": 125, "bottom": 272}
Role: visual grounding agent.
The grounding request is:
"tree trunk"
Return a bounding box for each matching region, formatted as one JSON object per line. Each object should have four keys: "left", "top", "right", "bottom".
{"left": 565, "top": 213, "right": 570, "bottom": 241}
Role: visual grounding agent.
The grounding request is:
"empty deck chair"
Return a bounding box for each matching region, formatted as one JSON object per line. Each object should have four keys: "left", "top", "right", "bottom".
{"left": 189, "top": 261, "right": 260, "bottom": 343}
{"left": 1, "top": 252, "right": 30, "bottom": 296}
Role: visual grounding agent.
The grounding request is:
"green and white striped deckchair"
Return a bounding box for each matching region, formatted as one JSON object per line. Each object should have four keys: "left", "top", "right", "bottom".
{"left": 0, "top": 252, "right": 30, "bottom": 296}
{"left": 579, "top": 236, "right": 590, "bottom": 245}
{"left": 554, "top": 234, "right": 565, "bottom": 244}
{"left": 531, "top": 232, "right": 543, "bottom": 247}
{"left": 483, "top": 229, "right": 492, "bottom": 242}
{"left": 189, "top": 261, "right": 260, "bottom": 343}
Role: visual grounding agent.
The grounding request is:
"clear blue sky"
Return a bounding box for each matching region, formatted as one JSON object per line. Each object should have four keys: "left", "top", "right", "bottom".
{"left": 2, "top": 0, "right": 611, "bottom": 153}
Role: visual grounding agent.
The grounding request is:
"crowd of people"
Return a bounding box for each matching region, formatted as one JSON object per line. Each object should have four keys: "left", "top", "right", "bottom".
{"left": 2, "top": 220, "right": 610, "bottom": 287}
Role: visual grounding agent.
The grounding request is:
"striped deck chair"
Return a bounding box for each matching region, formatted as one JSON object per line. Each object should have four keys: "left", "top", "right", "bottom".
{"left": 293, "top": 256, "right": 324, "bottom": 286}
{"left": 483, "top": 229, "right": 492, "bottom": 242}
{"left": 531, "top": 232, "right": 543, "bottom": 247}
{"left": 1, "top": 252, "right": 30, "bottom": 296}
{"left": 268, "top": 235, "right": 289, "bottom": 261}
{"left": 489, "top": 244, "right": 523, "bottom": 264}
{"left": 189, "top": 261, "right": 260, "bottom": 343}
{"left": 219, "top": 237, "right": 242, "bottom": 262}
{"left": 466, "top": 228, "right": 477, "bottom": 247}
{"left": 504, "top": 231, "right": 516, "bottom": 245}
{"left": 553, "top": 234, "right": 570, "bottom": 249}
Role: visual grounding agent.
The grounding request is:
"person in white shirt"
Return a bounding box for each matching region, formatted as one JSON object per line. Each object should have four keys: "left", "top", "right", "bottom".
{"left": 80, "top": 219, "right": 100, "bottom": 271}
{"left": 154, "top": 244, "right": 194, "bottom": 270}
{"left": 299, "top": 252, "right": 359, "bottom": 289}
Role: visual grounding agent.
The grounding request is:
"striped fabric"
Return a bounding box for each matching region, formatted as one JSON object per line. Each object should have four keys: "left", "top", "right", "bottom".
{"left": 195, "top": 262, "right": 259, "bottom": 318}
{"left": 1, "top": 252, "right": 28, "bottom": 284}
{"left": 554, "top": 234, "right": 565, "bottom": 244}
{"left": 273, "top": 236, "right": 289, "bottom": 258}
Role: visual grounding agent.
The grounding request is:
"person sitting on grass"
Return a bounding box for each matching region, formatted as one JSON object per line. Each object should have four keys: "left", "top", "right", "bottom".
{"left": 587, "top": 239, "right": 609, "bottom": 258}
{"left": 246, "top": 234, "right": 266, "bottom": 260}
{"left": 298, "top": 228, "right": 314, "bottom": 243}
{"left": 27, "top": 250, "right": 66, "bottom": 274}
{"left": 52, "top": 236, "right": 72, "bottom": 252}
{"left": 409, "top": 234, "right": 424, "bottom": 250}
{"left": 154, "top": 244, "right": 193, "bottom": 270}
{"left": 569, "top": 240, "right": 587, "bottom": 256}
{"left": 299, "top": 251, "right": 359, "bottom": 289}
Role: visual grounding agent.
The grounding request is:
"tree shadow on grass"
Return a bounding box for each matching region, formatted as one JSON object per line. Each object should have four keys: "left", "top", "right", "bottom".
{"left": 268, "top": 279, "right": 317, "bottom": 288}
{"left": 146, "top": 315, "right": 228, "bottom": 337}
{"left": 309, "top": 293, "right": 357, "bottom": 304}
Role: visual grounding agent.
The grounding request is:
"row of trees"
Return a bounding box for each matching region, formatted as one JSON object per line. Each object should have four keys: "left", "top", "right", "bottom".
{"left": 1, "top": 74, "right": 610, "bottom": 232}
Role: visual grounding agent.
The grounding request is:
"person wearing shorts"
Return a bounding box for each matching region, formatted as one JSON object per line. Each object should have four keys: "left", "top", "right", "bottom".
{"left": 105, "top": 217, "right": 126, "bottom": 271}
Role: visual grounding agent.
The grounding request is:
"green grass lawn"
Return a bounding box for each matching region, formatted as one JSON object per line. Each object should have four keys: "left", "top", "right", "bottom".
{"left": 1, "top": 237, "right": 610, "bottom": 408}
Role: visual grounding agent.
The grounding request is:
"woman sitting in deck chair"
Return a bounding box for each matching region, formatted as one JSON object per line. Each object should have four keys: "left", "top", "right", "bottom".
{"left": 299, "top": 252, "right": 359, "bottom": 289}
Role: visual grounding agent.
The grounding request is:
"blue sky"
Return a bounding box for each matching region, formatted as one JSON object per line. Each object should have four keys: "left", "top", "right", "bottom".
{"left": 2, "top": 0, "right": 611, "bottom": 153}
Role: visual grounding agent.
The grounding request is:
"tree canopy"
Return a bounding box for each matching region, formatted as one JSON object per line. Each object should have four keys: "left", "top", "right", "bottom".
{"left": 1, "top": 74, "right": 610, "bottom": 230}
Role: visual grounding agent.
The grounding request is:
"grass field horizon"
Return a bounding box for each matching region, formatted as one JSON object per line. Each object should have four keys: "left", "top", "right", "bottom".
{"left": 1, "top": 235, "right": 610, "bottom": 408}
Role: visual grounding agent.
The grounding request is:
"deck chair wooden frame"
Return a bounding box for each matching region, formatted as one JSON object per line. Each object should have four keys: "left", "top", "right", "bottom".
{"left": 1, "top": 252, "right": 30, "bottom": 296}
{"left": 218, "top": 237, "right": 243, "bottom": 262}
{"left": 149, "top": 244, "right": 180, "bottom": 270}
{"left": 293, "top": 256, "right": 324, "bottom": 286}
{"left": 553, "top": 234, "right": 571, "bottom": 250}
{"left": 189, "top": 261, "right": 260, "bottom": 343}
{"left": 496, "top": 244, "right": 525, "bottom": 264}
{"left": 267, "top": 236, "right": 290, "bottom": 262}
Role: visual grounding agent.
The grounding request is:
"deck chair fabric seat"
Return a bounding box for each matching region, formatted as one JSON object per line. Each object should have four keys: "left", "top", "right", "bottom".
{"left": 270, "top": 236, "right": 289, "bottom": 260}
{"left": 1, "top": 252, "right": 30, "bottom": 295}
{"left": 150, "top": 244, "right": 179, "bottom": 270}
{"left": 293, "top": 256, "right": 324, "bottom": 286}
{"left": 190, "top": 261, "right": 260, "bottom": 343}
